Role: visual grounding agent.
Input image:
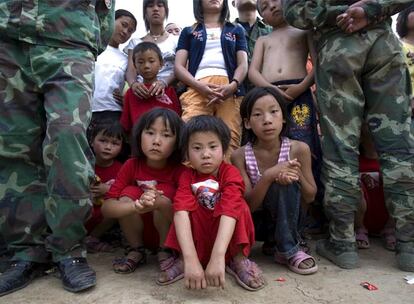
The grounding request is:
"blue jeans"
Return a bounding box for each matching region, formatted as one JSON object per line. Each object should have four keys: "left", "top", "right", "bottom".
{"left": 261, "top": 183, "right": 301, "bottom": 258}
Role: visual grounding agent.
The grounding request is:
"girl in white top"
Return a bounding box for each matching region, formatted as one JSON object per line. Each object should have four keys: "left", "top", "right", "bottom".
{"left": 125, "top": 0, "right": 178, "bottom": 100}
{"left": 91, "top": 9, "right": 137, "bottom": 124}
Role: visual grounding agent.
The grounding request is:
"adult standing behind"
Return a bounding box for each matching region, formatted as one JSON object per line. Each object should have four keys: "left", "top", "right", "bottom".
{"left": 283, "top": 0, "right": 414, "bottom": 272}
{"left": 232, "top": 0, "right": 272, "bottom": 92}
{"left": 91, "top": 9, "right": 137, "bottom": 128}
{"left": 165, "top": 22, "right": 182, "bottom": 36}
{"left": 125, "top": 0, "right": 178, "bottom": 100}
{"left": 0, "top": 0, "right": 114, "bottom": 296}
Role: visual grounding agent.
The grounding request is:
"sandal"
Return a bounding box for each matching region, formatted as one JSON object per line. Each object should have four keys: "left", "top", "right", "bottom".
{"left": 275, "top": 250, "right": 318, "bottom": 275}
{"left": 85, "top": 236, "right": 115, "bottom": 253}
{"left": 156, "top": 255, "right": 184, "bottom": 286}
{"left": 157, "top": 247, "right": 174, "bottom": 271}
{"left": 225, "top": 257, "right": 266, "bottom": 291}
{"left": 381, "top": 227, "right": 396, "bottom": 251}
{"left": 112, "top": 246, "right": 146, "bottom": 274}
{"left": 355, "top": 227, "right": 370, "bottom": 249}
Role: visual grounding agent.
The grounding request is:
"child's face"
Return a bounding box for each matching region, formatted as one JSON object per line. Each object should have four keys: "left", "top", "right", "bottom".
{"left": 244, "top": 94, "right": 285, "bottom": 142}
{"left": 91, "top": 131, "right": 122, "bottom": 165}
{"left": 202, "top": 0, "right": 224, "bottom": 14}
{"left": 134, "top": 50, "right": 162, "bottom": 83}
{"left": 258, "top": 0, "right": 284, "bottom": 27}
{"left": 110, "top": 16, "right": 136, "bottom": 46}
{"left": 187, "top": 131, "right": 224, "bottom": 177}
{"left": 145, "top": 0, "right": 167, "bottom": 26}
{"left": 233, "top": 0, "right": 257, "bottom": 12}
{"left": 141, "top": 117, "right": 176, "bottom": 168}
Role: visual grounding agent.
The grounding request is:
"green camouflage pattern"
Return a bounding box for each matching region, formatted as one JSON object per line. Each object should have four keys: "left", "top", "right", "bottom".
{"left": 0, "top": 0, "right": 114, "bottom": 262}
{"left": 0, "top": 0, "right": 115, "bottom": 57}
{"left": 283, "top": 0, "right": 414, "bottom": 246}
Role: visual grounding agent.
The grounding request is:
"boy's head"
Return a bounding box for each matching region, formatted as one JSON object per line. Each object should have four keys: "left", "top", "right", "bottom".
{"left": 90, "top": 121, "right": 125, "bottom": 164}
{"left": 257, "top": 0, "right": 284, "bottom": 27}
{"left": 132, "top": 42, "right": 163, "bottom": 83}
{"left": 181, "top": 115, "right": 230, "bottom": 176}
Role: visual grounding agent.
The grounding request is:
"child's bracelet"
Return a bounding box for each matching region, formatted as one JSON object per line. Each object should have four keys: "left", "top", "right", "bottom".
{"left": 231, "top": 78, "right": 240, "bottom": 87}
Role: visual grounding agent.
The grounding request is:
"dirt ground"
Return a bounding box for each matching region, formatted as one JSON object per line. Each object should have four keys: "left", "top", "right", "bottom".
{"left": 3, "top": 238, "right": 413, "bottom": 304}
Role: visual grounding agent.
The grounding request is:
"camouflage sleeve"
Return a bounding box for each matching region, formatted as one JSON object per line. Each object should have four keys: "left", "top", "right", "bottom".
{"left": 282, "top": 0, "right": 349, "bottom": 30}
{"left": 360, "top": 0, "right": 414, "bottom": 24}
{"left": 95, "top": 0, "right": 115, "bottom": 55}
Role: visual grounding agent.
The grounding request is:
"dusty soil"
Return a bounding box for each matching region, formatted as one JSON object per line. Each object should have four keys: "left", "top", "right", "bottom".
{"left": 3, "top": 238, "right": 413, "bottom": 304}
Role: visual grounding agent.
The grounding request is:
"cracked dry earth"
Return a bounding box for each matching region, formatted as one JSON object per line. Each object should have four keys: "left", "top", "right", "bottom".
{"left": 4, "top": 239, "right": 413, "bottom": 304}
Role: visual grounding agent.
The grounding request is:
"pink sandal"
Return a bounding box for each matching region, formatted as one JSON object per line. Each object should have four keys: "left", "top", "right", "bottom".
{"left": 156, "top": 256, "right": 184, "bottom": 286}
{"left": 355, "top": 227, "right": 370, "bottom": 249}
{"left": 275, "top": 250, "right": 318, "bottom": 275}
{"left": 225, "top": 258, "right": 266, "bottom": 291}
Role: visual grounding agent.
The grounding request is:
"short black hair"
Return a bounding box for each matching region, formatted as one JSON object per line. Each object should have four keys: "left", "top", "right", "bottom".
{"left": 90, "top": 120, "right": 125, "bottom": 143}
{"left": 397, "top": 5, "right": 414, "bottom": 38}
{"left": 132, "top": 41, "right": 163, "bottom": 64}
{"left": 131, "top": 108, "right": 183, "bottom": 163}
{"left": 143, "top": 0, "right": 169, "bottom": 31}
{"left": 193, "top": 0, "right": 230, "bottom": 24}
{"left": 115, "top": 9, "right": 137, "bottom": 30}
{"left": 181, "top": 115, "right": 231, "bottom": 158}
{"left": 240, "top": 86, "right": 290, "bottom": 144}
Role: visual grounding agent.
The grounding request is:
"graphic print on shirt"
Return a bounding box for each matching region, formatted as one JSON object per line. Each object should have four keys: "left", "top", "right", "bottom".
{"left": 191, "top": 179, "right": 220, "bottom": 210}
{"left": 137, "top": 180, "right": 158, "bottom": 191}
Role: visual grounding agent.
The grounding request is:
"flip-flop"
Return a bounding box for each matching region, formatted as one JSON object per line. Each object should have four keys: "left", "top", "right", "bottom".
{"left": 225, "top": 258, "right": 266, "bottom": 291}
{"left": 275, "top": 250, "right": 318, "bottom": 275}
{"left": 355, "top": 227, "right": 370, "bottom": 249}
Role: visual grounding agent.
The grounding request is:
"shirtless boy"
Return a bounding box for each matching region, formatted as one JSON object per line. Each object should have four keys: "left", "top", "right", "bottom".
{"left": 249, "top": 0, "right": 321, "bottom": 186}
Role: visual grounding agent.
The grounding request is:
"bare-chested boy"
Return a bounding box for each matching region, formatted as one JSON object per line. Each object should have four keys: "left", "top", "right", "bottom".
{"left": 249, "top": 0, "right": 323, "bottom": 242}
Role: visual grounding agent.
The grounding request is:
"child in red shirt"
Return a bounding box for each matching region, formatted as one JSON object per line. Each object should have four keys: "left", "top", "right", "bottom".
{"left": 102, "top": 108, "right": 184, "bottom": 281}
{"left": 161, "top": 115, "right": 266, "bottom": 291}
{"left": 120, "top": 42, "right": 181, "bottom": 134}
{"left": 85, "top": 121, "right": 125, "bottom": 253}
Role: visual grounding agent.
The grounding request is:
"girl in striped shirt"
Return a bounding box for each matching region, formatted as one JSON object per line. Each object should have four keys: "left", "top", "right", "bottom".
{"left": 231, "top": 86, "right": 318, "bottom": 275}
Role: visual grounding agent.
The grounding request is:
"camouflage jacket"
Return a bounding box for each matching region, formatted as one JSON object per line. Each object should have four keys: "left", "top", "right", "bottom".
{"left": 282, "top": 0, "right": 414, "bottom": 30}
{"left": 0, "top": 0, "right": 115, "bottom": 57}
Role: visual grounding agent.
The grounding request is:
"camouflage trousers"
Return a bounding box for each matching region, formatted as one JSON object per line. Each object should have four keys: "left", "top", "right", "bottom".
{"left": 0, "top": 39, "right": 95, "bottom": 263}
{"left": 315, "top": 27, "right": 414, "bottom": 244}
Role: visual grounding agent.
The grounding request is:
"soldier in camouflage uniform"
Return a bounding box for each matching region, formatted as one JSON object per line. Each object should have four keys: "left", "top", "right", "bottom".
{"left": 282, "top": 0, "right": 414, "bottom": 271}
{"left": 0, "top": 0, "right": 114, "bottom": 296}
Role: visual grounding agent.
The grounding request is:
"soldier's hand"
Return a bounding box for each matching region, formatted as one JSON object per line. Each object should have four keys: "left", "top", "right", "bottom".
{"left": 336, "top": 6, "right": 369, "bottom": 33}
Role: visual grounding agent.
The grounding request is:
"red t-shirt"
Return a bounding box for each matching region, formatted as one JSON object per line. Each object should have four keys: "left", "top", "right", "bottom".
{"left": 106, "top": 157, "right": 184, "bottom": 201}
{"left": 120, "top": 85, "right": 181, "bottom": 133}
{"left": 174, "top": 162, "right": 247, "bottom": 220}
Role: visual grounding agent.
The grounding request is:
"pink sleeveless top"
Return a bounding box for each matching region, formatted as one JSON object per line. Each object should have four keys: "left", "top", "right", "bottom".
{"left": 244, "top": 137, "right": 291, "bottom": 186}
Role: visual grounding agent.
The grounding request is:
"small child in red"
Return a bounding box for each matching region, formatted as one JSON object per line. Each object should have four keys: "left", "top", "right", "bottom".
{"left": 102, "top": 108, "right": 184, "bottom": 281}
{"left": 161, "top": 115, "right": 266, "bottom": 291}
{"left": 120, "top": 42, "right": 181, "bottom": 134}
{"left": 85, "top": 121, "right": 125, "bottom": 253}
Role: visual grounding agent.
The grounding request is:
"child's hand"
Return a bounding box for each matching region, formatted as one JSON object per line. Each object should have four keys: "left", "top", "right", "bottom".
{"left": 133, "top": 190, "right": 158, "bottom": 213}
{"left": 131, "top": 81, "right": 150, "bottom": 99}
{"left": 267, "top": 160, "right": 301, "bottom": 185}
{"left": 278, "top": 83, "right": 305, "bottom": 100}
{"left": 184, "top": 259, "right": 207, "bottom": 290}
{"left": 205, "top": 255, "right": 225, "bottom": 289}
{"left": 211, "top": 82, "right": 238, "bottom": 102}
{"left": 272, "top": 85, "right": 294, "bottom": 101}
{"left": 90, "top": 182, "right": 110, "bottom": 198}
